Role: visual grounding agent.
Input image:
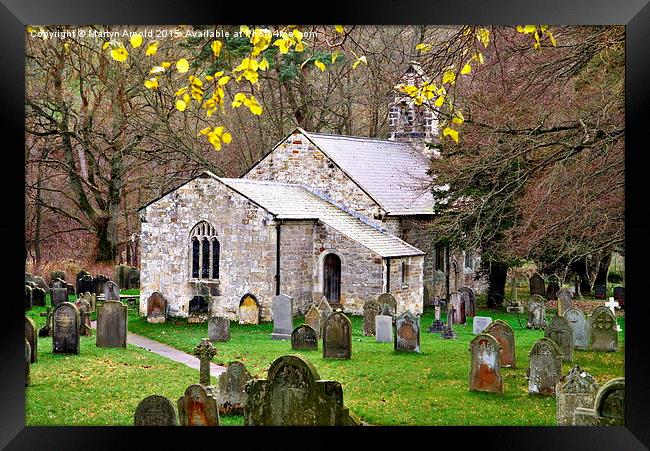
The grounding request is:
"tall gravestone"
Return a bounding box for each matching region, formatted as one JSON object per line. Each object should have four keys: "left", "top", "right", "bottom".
{"left": 134, "top": 395, "right": 178, "bottom": 426}
{"left": 484, "top": 320, "right": 516, "bottom": 368}
{"left": 394, "top": 310, "right": 420, "bottom": 353}
{"left": 574, "top": 377, "right": 625, "bottom": 426}
{"left": 322, "top": 311, "right": 352, "bottom": 359}
{"left": 53, "top": 302, "right": 80, "bottom": 354}
{"left": 238, "top": 294, "right": 260, "bottom": 325}
{"left": 459, "top": 287, "right": 476, "bottom": 317}
{"left": 362, "top": 299, "right": 381, "bottom": 336}
{"left": 556, "top": 365, "right": 599, "bottom": 426}
{"left": 96, "top": 300, "right": 127, "bottom": 348}
{"left": 217, "top": 361, "right": 251, "bottom": 415}
{"left": 556, "top": 288, "right": 573, "bottom": 316}
{"left": 449, "top": 292, "right": 465, "bottom": 325}
{"left": 25, "top": 316, "right": 38, "bottom": 363}
{"left": 563, "top": 308, "right": 589, "bottom": 350}
{"left": 271, "top": 293, "right": 293, "bottom": 340}
{"left": 177, "top": 384, "right": 219, "bottom": 426}
{"left": 103, "top": 280, "right": 120, "bottom": 301}
{"left": 526, "top": 295, "right": 547, "bottom": 329}
{"left": 546, "top": 275, "right": 560, "bottom": 300}
{"left": 305, "top": 304, "right": 321, "bottom": 338}
{"left": 146, "top": 292, "right": 167, "bottom": 323}
{"left": 375, "top": 315, "right": 393, "bottom": 343}
{"left": 472, "top": 316, "right": 493, "bottom": 334}
{"left": 589, "top": 306, "right": 618, "bottom": 352}
{"left": 529, "top": 272, "right": 546, "bottom": 297}
{"left": 377, "top": 293, "right": 397, "bottom": 316}
{"left": 545, "top": 315, "right": 574, "bottom": 362}
{"left": 24, "top": 285, "right": 33, "bottom": 311}
{"left": 527, "top": 338, "right": 562, "bottom": 395}
{"left": 291, "top": 324, "right": 318, "bottom": 351}
{"left": 31, "top": 287, "right": 46, "bottom": 307}
{"left": 593, "top": 284, "right": 607, "bottom": 300}
{"left": 317, "top": 297, "right": 333, "bottom": 335}
{"left": 469, "top": 333, "right": 503, "bottom": 394}
{"left": 208, "top": 316, "right": 230, "bottom": 342}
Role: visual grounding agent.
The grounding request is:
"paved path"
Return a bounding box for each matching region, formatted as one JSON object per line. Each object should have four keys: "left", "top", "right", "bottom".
{"left": 91, "top": 321, "right": 227, "bottom": 376}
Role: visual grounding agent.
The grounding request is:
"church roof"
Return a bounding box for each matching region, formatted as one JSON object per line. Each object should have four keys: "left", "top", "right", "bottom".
{"left": 217, "top": 176, "right": 425, "bottom": 258}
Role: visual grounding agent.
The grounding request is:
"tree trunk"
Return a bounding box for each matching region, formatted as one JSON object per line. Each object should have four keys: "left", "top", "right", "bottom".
{"left": 486, "top": 260, "right": 508, "bottom": 308}
{"left": 571, "top": 256, "right": 592, "bottom": 295}
{"left": 594, "top": 251, "right": 612, "bottom": 287}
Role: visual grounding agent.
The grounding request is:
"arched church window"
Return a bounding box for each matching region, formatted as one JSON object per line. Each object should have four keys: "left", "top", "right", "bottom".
{"left": 190, "top": 221, "right": 219, "bottom": 280}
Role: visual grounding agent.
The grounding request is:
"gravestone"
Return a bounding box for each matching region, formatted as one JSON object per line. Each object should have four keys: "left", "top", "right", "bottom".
{"left": 449, "top": 292, "right": 465, "bottom": 325}
{"left": 574, "top": 377, "right": 625, "bottom": 426}
{"left": 613, "top": 286, "right": 624, "bottom": 308}
{"left": 428, "top": 298, "right": 445, "bottom": 332}
{"left": 93, "top": 274, "right": 109, "bottom": 296}
{"left": 317, "top": 297, "right": 333, "bottom": 334}
{"left": 25, "top": 339, "right": 31, "bottom": 386}
{"left": 589, "top": 306, "right": 618, "bottom": 352}
{"left": 375, "top": 315, "right": 393, "bottom": 343}
{"left": 291, "top": 324, "right": 318, "bottom": 351}
{"left": 134, "top": 395, "right": 178, "bottom": 426}
{"left": 472, "top": 316, "right": 493, "bottom": 334}
{"left": 189, "top": 295, "right": 209, "bottom": 323}
{"left": 238, "top": 294, "right": 260, "bottom": 325}
{"left": 469, "top": 333, "right": 503, "bottom": 394}
{"left": 194, "top": 339, "right": 216, "bottom": 386}
{"left": 556, "top": 365, "right": 599, "bottom": 426}
{"left": 96, "top": 300, "right": 127, "bottom": 348}
{"left": 26, "top": 273, "right": 48, "bottom": 293}
{"left": 38, "top": 307, "right": 53, "bottom": 337}
{"left": 526, "top": 295, "right": 547, "bottom": 329}
{"left": 394, "top": 311, "right": 420, "bottom": 353}
{"left": 76, "top": 272, "right": 94, "bottom": 296}
{"left": 31, "top": 287, "right": 46, "bottom": 307}
{"left": 377, "top": 292, "right": 397, "bottom": 316}
{"left": 217, "top": 361, "right": 252, "bottom": 415}
{"left": 545, "top": 315, "right": 574, "bottom": 362}
{"left": 556, "top": 288, "right": 573, "bottom": 316}
{"left": 529, "top": 272, "right": 546, "bottom": 296}
{"left": 146, "top": 292, "right": 167, "bottom": 323}
{"left": 441, "top": 303, "right": 457, "bottom": 339}
{"left": 546, "top": 275, "right": 560, "bottom": 300}
{"left": 74, "top": 298, "right": 93, "bottom": 337}
{"left": 177, "top": 384, "right": 219, "bottom": 426}
{"left": 243, "top": 354, "right": 357, "bottom": 426}
{"left": 322, "top": 311, "right": 352, "bottom": 359}
{"left": 25, "top": 285, "right": 32, "bottom": 311}
{"left": 103, "top": 280, "right": 120, "bottom": 301}
{"left": 208, "top": 316, "right": 230, "bottom": 342}
{"left": 484, "top": 320, "right": 516, "bottom": 368}
{"left": 50, "top": 270, "right": 66, "bottom": 284}
{"left": 527, "top": 338, "right": 562, "bottom": 395}
{"left": 25, "top": 316, "right": 37, "bottom": 363}
{"left": 305, "top": 304, "right": 321, "bottom": 338}
{"left": 271, "top": 293, "right": 294, "bottom": 340}
{"left": 52, "top": 302, "right": 80, "bottom": 354}
{"left": 459, "top": 287, "right": 476, "bottom": 317}
{"left": 362, "top": 299, "right": 381, "bottom": 336}
{"left": 80, "top": 291, "right": 97, "bottom": 312}
{"left": 50, "top": 285, "right": 69, "bottom": 307}
{"left": 563, "top": 308, "right": 589, "bottom": 350}
{"left": 593, "top": 284, "right": 607, "bottom": 300}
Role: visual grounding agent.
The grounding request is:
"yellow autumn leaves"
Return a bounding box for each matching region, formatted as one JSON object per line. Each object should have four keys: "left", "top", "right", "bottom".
{"left": 516, "top": 25, "right": 557, "bottom": 49}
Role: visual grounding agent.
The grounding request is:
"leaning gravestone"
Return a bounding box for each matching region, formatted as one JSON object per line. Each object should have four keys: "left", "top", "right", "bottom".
{"left": 217, "top": 361, "right": 252, "bottom": 415}
{"left": 377, "top": 293, "right": 397, "bottom": 316}
{"left": 469, "top": 333, "right": 503, "bottom": 394}
{"left": 53, "top": 302, "right": 80, "bottom": 354}
{"left": 529, "top": 272, "right": 546, "bottom": 297}
{"left": 25, "top": 316, "right": 37, "bottom": 363}
{"left": 574, "top": 377, "right": 625, "bottom": 426}
{"left": 177, "top": 384, "right": 219, "bottom": 426}
{"left": 449, "top": 292, "right": 465, "bottom": 325}
{"left": 146, "top": 292, "right": 167, "bottom": 323}
{"left": 545, "top": 315, "right": 574, "bottom": 362}
{"left": 546, "top": 275, "right": 560, "bottom": 300}
{"left": 31, "top": 287, "right": 46, "bottom": 307}
{"left": 103, "top": 280, "right": 120, "bottom": 301}
{"left": 291, "top": 324, "right": 318, "bottom": 351}
{"left": 134, "top": 395, "right": 178, "bottom": 426}
{"left": 322, "top": 311, "right": 352, "bottom": 359}
{"left": 375, "top": 315, "right": 393, "bottom": 343}
{"left": 394, "top": 310, "right": 420, "bottom": 353}
{"left": 484, "top": 320, "right": 516, "bottom": 368}
{"left": 305, "top": 304, "right": 321, "bottom": 338}
{"left": 472, "top": 316, "right": 493, "bottom": 334}
{"left": 459, "top": 287, "right": 476, "bottom": 317}
{"left": 593, "top": 284, "right": 607, "bottom": 300}
{"left": 362, "top": 298, "right": 381, "bottom": 336}
{"left": 271, "top": 293, "right": 293, "bottom": 340}
{"left": 527, "top": 338, "right": 563, "bottom": 395}
{"left": 96, "top": 300, "right": 127, "bottom": 348}
{"left": 189, "top": 295, "right": 209, "bottom": 323}
{"left": 243, "top": 354, "right": 357, "bottom": 426}
{"left": 25, "top": 339, "right": 31, "bottom": 386}
{"left": 589, "top": 306, "right": 618, "bottom": 352}
{"left": 556, "top": 288, "right": 573, "bottom": 316}
{"left": 317, "top": 297, "right": 333, "bottom": 334}
{"left": 25, "top": 285, "right": 32, "bottom": 311}
{"left": 208, "top": 316, "right": 230, "bottom": 342}
{"left": 238, "top": 294, "right": 260, "bottom": 325}
{"left": 563, "top": 308, "right": 589, "bottom": 350}
{"left": 556, "top": 365, "right": 599, "bottom": 426}
{"left": 526, "top": 294, "right": 547, "bottom": 329}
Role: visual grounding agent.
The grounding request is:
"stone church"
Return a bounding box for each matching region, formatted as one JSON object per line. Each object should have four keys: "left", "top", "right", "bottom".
{"left": 138, "top": 64, "right": 484, "bottom": 321}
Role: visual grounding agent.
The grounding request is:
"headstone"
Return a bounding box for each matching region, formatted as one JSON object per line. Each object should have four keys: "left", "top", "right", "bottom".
{"left": 26, "top": 273, "right": 48, "bottom": 293}
{"left": 146, "top": 292, "right": 167, "bottom": 323}
{"left": 375, "top": 315, "right": 393, "bottom": 343}
{"left": 52, "top": 302, "right": 80, "bottom": 354}
{"left": 103, "top": 280, "right": 120, "bottom": 301}
{"left": 472, "top": 316, "right": 493, "bottom": 334}
{"left": 526, "top": 294, "right": 547, "bottom": 329}
{"left": 177, "top": 384, "right": 220, "bottom": 426}
{"left": 38, "top": 307, "right": 53, "bottom": 337}
{"left": 527, "top": 338, "right": 562, "bottom": 395}
{"left": 546, "top": 275, "right": 560, "bottom": 300}
{"left": 394, "top": 310, "right": 420, "bottom": 353}
{"left": 76, "top": 272, "right": 94, "bottom": 296}
{"left": 574, "top": 377, "right": 625, "bottom": 426}
{"left": 25, "top": 285, "right": 32, "bottom": 311}
{"left": 291, "top": 324, "right": 318, "bottom": 351}
{"left": 50, "top": 271, "right": 66, "bottom": 284}
{"left": 93, "top": 274, "right": 109, "bottom": 296}
{"left": 556, "top": 288, "right": 573, "bottom": 316}
{"left": 484, "top": 320, "right": 516, "bottom": 368}
{"left": 217, "top": 361, "right": 251, "bottom": 415}
{"left": 362, "top": 299, "right": 381, "bottom": 336}
{"left": 74, "top": 298, "right": 93, "bottom": 337}
{"left": 238, "top": 294, "right": 260, "bottom": 325}
{"left": 25, "top": 339, "right": 31, "bottom": 386}
{"left": 589, "top": 306, "right": 618, "bottom": 352}
{"left": 556, "top": 365, "right": 599, "bottom": 426}
{"left": 449, "top": 292, "right": 465, "bottom": 325}
{"left": 459, "top": 287, "right": 476, "bottom": 317}
{"left": 31, "top": 287, "right": 46, "bottom": 307}
{"left": 80, "top": 291, "right": 97, "bottom": 312}
{"left": 188, "top": 295, "right": 209, "bottom": 323}
{"left": 529, "top": 272, "right": 546, "bottom": 296}
{"left": 50, "top": 285, "right": 68, "bottom": 307}
{"left": 271, "top": 293, "right": 293, "bottom": 340}
{"left": 134, "top": 395, "right": 178, "bottom": 426}
{"left": 316, "top": 297, "right": 333, "bottom": 334}
{"left": 193, "top": 338, "right": 216, "bottom": 386}
{"left": 377, "top": 292, "right": 397, "bottom": 316}
{"left": 469, "top": 333, "right": 503, "bottom": 394}
{"left": 441, "top": 303, "right": 457, "bottom": 339}
{"left": 593, "top": 284, "right": 607, "bottom": 300}
{"left": 545, "top": 315, "right": 574, "bottom": 362}
{"left": 428, "top": 298, "right": 445, "bottom": 332}
{"left": 25, "top": 316, "right": 37, "bottom": 363}
{"left": 243, "top": 354, "right": 357, "bottom": 426}
{"left": 613, "top": 286, "right": 624, "bottom": 308}
{"left": 304, "top": 304, "right": 321, "bottom": 338}
{"left": 203, "top": 315, "right": 228, "bottom": 343}
{"left": 322, "top": 311, "right": 352, "bottom": 359}
{"left": 563, "top": 308, "right": 589, "bottom": 350}
{"left": 96, "top": 300, "right": 127, "bottom": 348}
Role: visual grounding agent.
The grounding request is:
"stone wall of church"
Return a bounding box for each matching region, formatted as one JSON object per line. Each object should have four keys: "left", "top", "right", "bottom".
{"left": 386, "top": 255, "right": 425, "bottom": 315}
{"left": 278, "top": 220, "right": 316, "bottom": 314}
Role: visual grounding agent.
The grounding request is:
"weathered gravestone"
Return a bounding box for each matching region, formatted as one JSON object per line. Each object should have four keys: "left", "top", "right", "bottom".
{"left": 80, "top": 291, "right": 97, "bottom": 312}
{"left": 50, "top": 271, "right": 66, "bottom": 284}
{"left": 613, "top": 286, "right": 624, "bottom": 308}
{"left": 459, "top": 286, "right": 476, "bottom": 318}
{"left": 38, "top": 307, "right": 53, "bottom": 337}
{"left": 74, "top": 298, "right": 93, "bottom": 337}
{"left": 93, "top": 274, "right": 109, "bottom": 296}
{"left": 375, "top": 315, "right": 393, "bottom": 343}
{"left": 217, "top": 361, "right": 251, "bottom": 415}
{"left": 76, "top": 272, "right": 94, "bottom": 296}
{"left": 563, "top": 308, "right": 589, "bottom": 350}
{"left": 449, "top": 292, "right": 466, "bottom": 325}
{"left": 472, "top": 316, "right": 493, "bottom": 334}
{"left": 593, "top": 284, "right": 607, "bottom": 300}
{"left": 96, "top": 300, "right": 127, "bottom": 348}
{"left": 323, "top": 311, "right": 352, "bottom": 359}
{"left": 238, "top": 294, "right": 260, "bottom": 325}
{"left": 556, "top": 365, "right": 599, "bottom": 426}
{"left": 317, "top": 297, "right": 333, "bottom": 334}
{"left": 25, "top": 339, "right": 31, "bottom": 386}
{"left": 362, "top": 299, "right": 381, "bottom": 336}
{"left": 428, "top": 298, "right": 445, "bottom": 333}
{"left": 188, "top": 295, "right": 209, "bottom": 323}
{"left": 484, "top": 320, "right": 516, "bottom": 368}
{"left": 377, "top": 292, "right": 397, "bottom": 316}
{"left": 468, "top": 333, "right": 503, "bottom": 394}
{"left": 305, "top": 304, "right": 321, "bottom": 338}
{"left": 574, "top": 377, "right": 625, "bottom": 426}
{"left": 527, "top": 338, "right": 562, "bottom": 395}
{"left": 271, "top": 293, "right": 293, "bottom": 340}
{"left": 26, "top": 273, "right": 48, "bottom": 293}
{"left": 529, "top": 272, "right": 546, "bottom": 297}
{"left": 25, "top": 285, "right": 32, "bottom": 311}
{"left": 146, "top": 292, "right": 167, "bottom": 323}
{"left": 394, "top": 310, "right": 420, "bottom": 353}
{"left": 50, "top": 283, "right": 69, "bottom": 307}
{"left": 25, "top": 316, "right": 37, "bottom": 363}
{"left": 556, "top": 288, "right": 573, "bottom": 316}
{"left": 208, "top": 316, "right": 230, "bottom": 342}
{"left": 291, "top": 324, "right": 318, "bottom": 351}
{"left": 545, "top": 315, "right": 574, "bottom": 362}
{"left": 441, "top": 303, "right": 457, "bottom": 339}
{"left": 177, "top": 384, "right": 219, "bottom": 426}
{"left": 31, "top": 287, "right": 46, "bottom": 307}
{"left": 194, "top": 338, "right": 216, "bottom": 386}
{"left": 103, "top": 280, "right": 120, "bottom": 301}
{"left": 589, "top": 306, "right": 618, "bottom": 352}
{"left": 134, "top": 395, "right": 178, "bottom": 426}
{"left": 53, "top": 302, "right": 80, "bottom": 354}
{"left": 243, "top": 354, "right": 357, "bottom": 426}
{"left": 526, "top": 294, "right": 547, "bottom": 329}
{"left": 546, "top": 275, "right": 560, "bottom": 300}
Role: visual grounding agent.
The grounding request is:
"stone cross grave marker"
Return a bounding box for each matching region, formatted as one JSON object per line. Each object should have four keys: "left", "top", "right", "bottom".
{"left": 546, "top": 275, "right": 560, "bottom": 300}
{"left": 589, "top": 306, "right": 618, "bottom": 351}
{"left": 375, "top": 314, "right": 393, "bottom": 343}
{"left": 53, "top": 302, "right": 80, "bottom": 354}
{"left": 377, "top": 292, "right": 397, "bottom": 316}
{"left": 238, "top": 294, "right": 260, "bottom": 325}
{"left": 146, "top": 292, "right": 167, "bottom": 323}
{"left": 25, "top": 316, "right": 37, "bottom": 363}
{"left": 271, "top": 293, "right": 293, "bottom": 340}
{"left": 208, "top": 316, "right": 230, "bottom": 342}
{"left": 556, "top": 365, "right": 599, "bottom": 426}
{"left": 362, "top": 299, "right": 381, "bottom": 336}
{"left": 484, "top": 320, "right": 516, "bottom": 368}
{"left": 469, "top": 333, "right": 503, "bottom": 394}
{"left": 103, "top": 280, "right": 120, "bottom": 301}
{"left": 563, "top": 308, "right": 589, "bottom": 350}
{"left": 305, "top": 304, "right": 321, "bottom": 338}
{"left": 428, "top": 298, "right": 445, "bottom": 333}
{"left": 472, "top": 316, "right": 492, "bottom": 334}
{"left": 556, "top": 288, "right": 573, "bottom": 316}
{"left": 134, "top": 395, "right": 178, "bottom": 426}
{"left": 545, "top": 315, "right": 574, "bottom": 362}
{"left": 194, "top": 338, "right": 216, "bottom": 386}
{"left": 529, "top": 272, "right": 546, "bottom": 297}
{"left": 449, "top": 292, "right": 466, "bottom": 325}
{"left": 316, "top": 297, "right": 333, "bottom": 335}
{"left": 217, "top": 361, "right": 251, "bottom": 415}
{"left": 459, "top": 287, "right": 476, "bottom": 317}
{"left": 322, "top": 311, "right": 352, "bottom": 359}
{"left": 593, "top": 284, "right": 607, "bottom": 300}
{"left": 31, "top": 287, "right": 46, "bottom": 307}
{"left": 394, "top": 310, "right": 420, "bottom": 353}
{"left": 441, "top": 303, "right": 457, "bottom": 339}
{"left": 177, "top": 384, "right": 219, "bottom": 426}
{"left": 527, "top": 338, "right": 562, "bottom": 395}
{"left": 604, "top": 298, "right": 622, "bottom": 331}
{"left": 291, "top": 324, "right": 318, "bottom": 351}
{"left": 526, "top": 295, "right": 547, "bottom": 329}
{"left": 96, "top": 300, "right": 127, "bottom": 348}
{"left": 574, "top": 377, "right": 625, "bottom": 426}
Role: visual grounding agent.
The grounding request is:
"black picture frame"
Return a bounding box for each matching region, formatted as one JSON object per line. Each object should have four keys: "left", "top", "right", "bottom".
{"left": 5, "top": 0, "right": 649, "bottom": 448}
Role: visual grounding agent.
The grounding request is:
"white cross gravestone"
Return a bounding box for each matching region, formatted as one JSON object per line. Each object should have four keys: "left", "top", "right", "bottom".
{"left": 604, "top": 298, "right": 622, "bottom": 332}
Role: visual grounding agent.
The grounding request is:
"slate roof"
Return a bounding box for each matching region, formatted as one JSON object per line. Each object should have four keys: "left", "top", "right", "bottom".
{"left": 216, "top": 176, "right": 425, "bottom": 258}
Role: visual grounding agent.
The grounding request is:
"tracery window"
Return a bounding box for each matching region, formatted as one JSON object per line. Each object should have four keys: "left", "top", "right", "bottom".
{"left": 190, "top": 221, "right": 219, "bottom": 280}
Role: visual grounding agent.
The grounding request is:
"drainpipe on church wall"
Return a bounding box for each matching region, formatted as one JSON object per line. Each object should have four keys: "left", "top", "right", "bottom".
{"left": 275, "top": 222, "right": 281, "bottom": 296}
{"left": 385, "top": 258, "right": 391, "bottom": 292}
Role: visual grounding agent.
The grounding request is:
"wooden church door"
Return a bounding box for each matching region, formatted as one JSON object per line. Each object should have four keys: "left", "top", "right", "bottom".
{"left": 323, "top": 253, "right": 341, "bottom": 305}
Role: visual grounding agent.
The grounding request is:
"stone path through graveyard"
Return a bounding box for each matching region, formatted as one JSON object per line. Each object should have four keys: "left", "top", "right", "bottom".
{"left": 90, "top": 321, "right": 227, "bottom": 376}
